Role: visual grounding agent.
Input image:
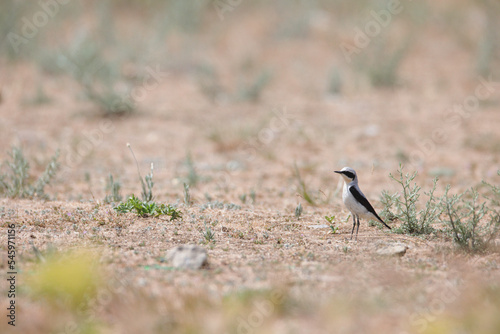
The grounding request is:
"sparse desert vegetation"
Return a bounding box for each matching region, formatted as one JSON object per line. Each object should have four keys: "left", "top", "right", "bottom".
{"left": 1, "top": 1, "right": 500, "bottom": 333}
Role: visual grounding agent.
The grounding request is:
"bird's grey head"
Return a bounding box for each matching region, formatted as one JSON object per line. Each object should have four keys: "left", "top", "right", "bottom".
{"left": 334, "top": 167, "right": 357, "bottom": 183}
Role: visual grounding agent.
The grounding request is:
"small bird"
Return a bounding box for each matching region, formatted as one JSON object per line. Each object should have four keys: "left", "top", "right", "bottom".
{"left": 335, "top": 167, "right": 391, "bottom": 240}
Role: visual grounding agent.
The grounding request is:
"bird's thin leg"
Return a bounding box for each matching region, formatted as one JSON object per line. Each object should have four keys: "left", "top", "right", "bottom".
{"left": 355, "top": 216, "right": 360, "bottom": 240}
{"left": 350, "top": 214, "right": 356, "bottom": 240}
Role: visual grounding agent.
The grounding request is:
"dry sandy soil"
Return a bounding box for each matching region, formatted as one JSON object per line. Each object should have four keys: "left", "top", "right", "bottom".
{"left": 1, "top": 1, "right": 500, "bottom": 333}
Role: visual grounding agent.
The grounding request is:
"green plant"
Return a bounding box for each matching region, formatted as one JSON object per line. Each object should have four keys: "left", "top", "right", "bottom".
{"left": 195, "top": 63, "right": 223, "bottom": 102}
{"left": 39, "top": 31, "right": 135, "bottom": 116}
{"left": 483, "top": 170, "right": 500, "bottom": 246}
{"left": 128, "top": 144, "right": 154, "bottom": 202}
{"left": 202, "top": 221, "right": 215, "bottom": 244}
{"left": 71, "top": 39, "right": 133, "bottom": 115}
{"left": 483, "top": 170, "right": 500, "bottom": 209}
{"left": 250, "top": 189, "right": 256, "bottom": 203}
{"left": 114, "top": 195, "right": 181, "bottom": 220}
{"left": 195, "top": 63, "right": 272, "bottom": 103}
{"left": 327, "top": 67, "right": 343, "bottom": 95}
{"left": 81, "top": 79, "right": 135, "bottom": 116}
{"left": 379, "top": 190, "right": 400, "bottom": 222}
{"left": 0, "top": 1, "right": 36, "bottom": 60}
{"left": 439, "top": 186, "right": 498, "bottom": 252}
{"left": 0, "top": 147, "right": 59, "bottom": 199}
{"left": 239, "top": 190, "right": 256, "bottom": 204}
{"left": 324, "top": 215, "right": 335, "bottom": 224}
{"left": 293, "top": 163, "right": 315, "bottom": 205}
{"left": 325, "top": 215, "right": 338, "bottom": 234}
{"left": 329, "top": 225, "right": 339, "bottom": 234}
{"left": 475, "top": 3, "right": 499, "bottom": 77}
{"left": 141, "top": 164, "right": 154, "bottom": 202}
{"left": 200, "top": 200, "right": 241, "bottom": 211}
{"left": 295, "top": 203, "right": 303, "bottom": 219}
{"left": 236, "top": 69, "right": 272, "bottom": 102}
{"left": 381, "top": 164, "right": 439, "bottom": 235}
{"left": 183, "top": 183, "right": 191, "bottom": 206}
{"left": 23, "top": 84, "right": 52, "bottom": 106}
{"left": 167, "top": 0, "right": 208, "bottom": 32}
{"left": 355, "top": 37, "right": 411, "bottom": 87}
{"left": 239, "top": 193, "right": 247, "bottom": 204}
{"left": 104, "top": 174, "right": 122, "bottom": 204}
{"left": 184, "top": 153, "right": 200, "bottom": 187}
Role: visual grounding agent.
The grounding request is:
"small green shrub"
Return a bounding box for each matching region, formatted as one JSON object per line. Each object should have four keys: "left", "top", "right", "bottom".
{"left": 239, "top": 189, "right": 257, "bottom": 204}
{"left": 327, "top": 67, "right": 343, "bottom": 95}
{"left": 324, "top": 215, "right": 338, "bottom": 233}
{"left": 383, "top": 165, "right": 500, "bottom": 252}
{"left": 475, "top": 2, "right": 499, "bottom": 77}
{"left": 0, "top": 1, "right": 35, "bottom": 60}
{"left": 195, "top": 64, "right": 223, "bottom": 102}
{"left": 293, "top": 163, "right": 315, "bottom": 205}
{"left": 329, "top": 225, "right": 339, "bottom": 234}
{"left": 0, "top": 147, "right": 59, "bottom": 199}
{"left": 23, "top": 84, "right": 52, "bottom": 106}
{"left": 483, "top": 171, "right": 500, "bottom": 248}
{"left": 295, "top": 203, "right": 303, "bottom": 219}
{"left": 200, "top": 200, "right": 241, "bottom": 211}
{"left": 41, "top": 34, "right": 135, "bottom": 116}
{"left": 239, "top": 193, "right": 247, "bottom": 204}
{"left": 381, "top": 164, "right": 439, "bottom": 235}
{"left": 379, "top": 190, "right": 400, "bottom": 223}
{"left": 354, "top": 37, "right": 411, "bottom": 87}
{"left": 236, "top": 69, "right": 272, "bottom": 102}
{"left": 195, "top": 63, "right": 272, "bottom": 103}
{"left": 202, "top": 221, "right": 215, "bottom": 244}
{"left": 250, "top": 189, "right": 256, "bottom": 203}
{"left": 184, "top": 153, "right": 200, "bottom": 187}
{"left": 483, "top": 170, "right": 500, "bottom": 209}
{"left": 440, "top": 185, "right": 499, "bottom": 253}
{"left": 128, "top": 144, "right": 154, "bottom": 202}
{"left": 140, "top": 164, "right": 154, "bottom": 202}
{"left": 114, "top": 195, "right": 181, "bottom": 220}
{"left": 103, "top": 174, "right": 122, "bottom": 204}
{"left": 183, "top": 183, "right": 191, "bottom": 206}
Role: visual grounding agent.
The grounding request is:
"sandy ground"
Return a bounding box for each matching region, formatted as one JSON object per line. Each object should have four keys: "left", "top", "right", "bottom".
{"left": 1, "top": 1, "right": 500, "bottom": 333}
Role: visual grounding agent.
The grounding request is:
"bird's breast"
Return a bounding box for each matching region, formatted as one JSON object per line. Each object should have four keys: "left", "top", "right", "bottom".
{"left": 342, "top": 183, "right": 370, "bottom": 216}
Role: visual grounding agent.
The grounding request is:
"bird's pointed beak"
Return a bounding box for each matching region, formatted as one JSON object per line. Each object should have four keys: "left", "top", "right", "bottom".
{"left": 334, "top": 170, "right": 342, "bottom": 174}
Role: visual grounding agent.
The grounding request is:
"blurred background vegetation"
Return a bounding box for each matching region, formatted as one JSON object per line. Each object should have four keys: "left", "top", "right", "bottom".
{"left": 1, "top": 0, "right": 499, "bottom": 115}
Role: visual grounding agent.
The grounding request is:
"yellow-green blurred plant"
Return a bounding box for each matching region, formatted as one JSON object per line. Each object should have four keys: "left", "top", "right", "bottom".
{"left": 28, "top": 250, "right": 102, "bottom": 310}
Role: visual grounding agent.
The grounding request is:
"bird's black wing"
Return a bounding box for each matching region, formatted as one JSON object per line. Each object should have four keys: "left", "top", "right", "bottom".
{"left": 348, "top": 186, "right": 391, "bottom": 230}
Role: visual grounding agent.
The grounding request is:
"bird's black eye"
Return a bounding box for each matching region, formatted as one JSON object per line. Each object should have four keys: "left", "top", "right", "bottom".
{"left": 343, "top": 171, "right": 355, "bottom": 180}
